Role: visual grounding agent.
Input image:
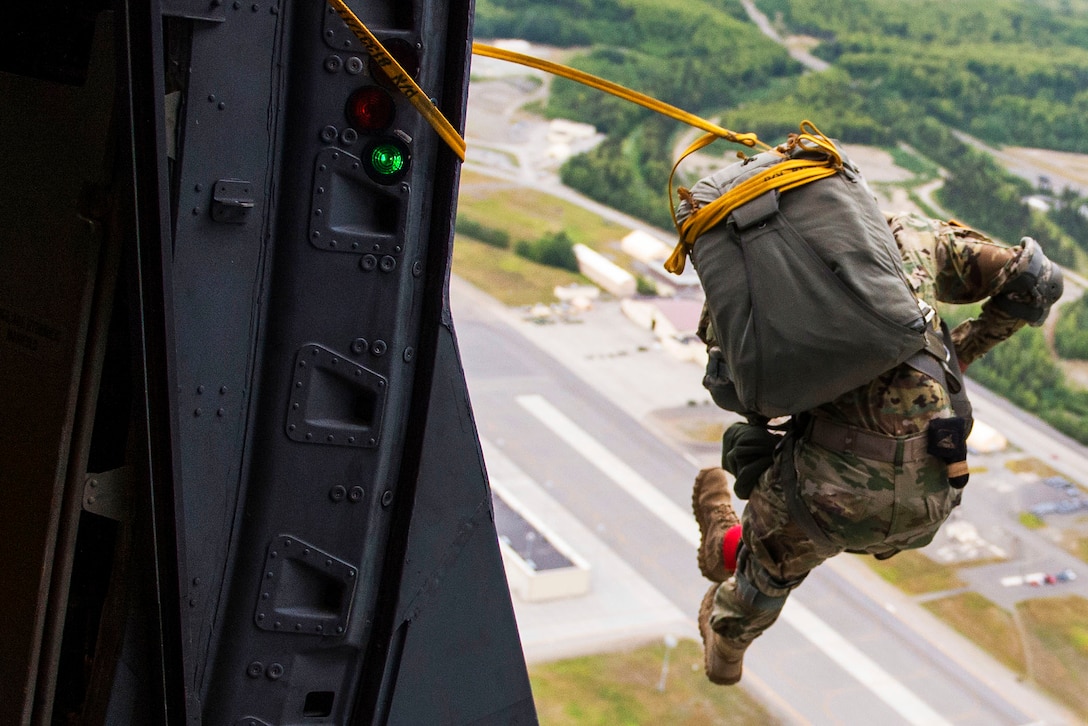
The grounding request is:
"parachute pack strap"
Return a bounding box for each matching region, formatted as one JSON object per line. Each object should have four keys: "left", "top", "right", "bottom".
{"left": 664, "top": 120, "right": 844, "bottom": 275}
{"left": 667, "top": 132, "right": 726, "bottom": 237}
{"left": 472, "top": 43, "right": 769, "bottom": 153}
{"left": 664, "top": 158, "right": 839, "bottom": 274}
{"left": 327, "top": 0, "right": 466, "bottom": 161}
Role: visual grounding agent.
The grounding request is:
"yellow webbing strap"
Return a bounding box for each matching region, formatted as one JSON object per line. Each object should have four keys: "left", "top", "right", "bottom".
{"left": 327, "top": 0, "right": 467, "bottom": 161}
{"left": 472, "top": 43, "right": 769, "bottom": 152}
{"left": 664, "top": 121, "right": 844, "bottom": 274}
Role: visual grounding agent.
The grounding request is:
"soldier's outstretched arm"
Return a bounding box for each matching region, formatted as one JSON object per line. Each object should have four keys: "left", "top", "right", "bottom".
{"left": 927, "top": 223, "right": 1063, "bottom": 367}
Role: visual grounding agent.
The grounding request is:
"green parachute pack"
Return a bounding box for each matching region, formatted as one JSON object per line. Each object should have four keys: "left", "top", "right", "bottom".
{"left": 668, "top": 124, "right": 935, "bottom": 418}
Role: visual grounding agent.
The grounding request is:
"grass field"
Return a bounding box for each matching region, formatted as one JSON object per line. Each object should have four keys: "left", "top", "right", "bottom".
{"left": 528, "top": 639, "right": 780, "bottom": 726}
{"left": 459, "top": 171, "right": 630, "bottom": 253}
{"left": 922, "top": 592, "right": 1026, "bottom": 675}
{"left": 452, "top": 235, "right": 586, "bottom": 306}
{"left": 1018, "top": 596, "right": 1088, "bottom": 720}
{"left": 454, "top": 170, "right": 634, "bottom": 305}
{"left": 862, "top": 550, "right": 965, "bottom": 595}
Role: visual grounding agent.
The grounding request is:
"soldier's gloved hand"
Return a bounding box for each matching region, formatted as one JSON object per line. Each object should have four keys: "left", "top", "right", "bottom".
{"left": 989, "top": 237, "right": 1064, "bottom": 326}
{"left": 722, "top": 422, "right": 780, "bottom": 500}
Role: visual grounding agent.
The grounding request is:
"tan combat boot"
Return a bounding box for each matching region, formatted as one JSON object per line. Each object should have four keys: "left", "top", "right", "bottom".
{"left": 698, "top": 584, "right": 746, "bottom": 686}
{"left": 692, "top": 467, "right": 741, "bottom": 582}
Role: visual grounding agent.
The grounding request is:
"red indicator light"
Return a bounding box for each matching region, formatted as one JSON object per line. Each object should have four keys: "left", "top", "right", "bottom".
{"left": 345, "top": 86, "right": 395, "bottom": 133}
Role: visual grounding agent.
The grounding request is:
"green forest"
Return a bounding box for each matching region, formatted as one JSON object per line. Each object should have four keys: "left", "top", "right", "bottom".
{"left": 474, "top": 0, "right": 1088, "bottom": 445}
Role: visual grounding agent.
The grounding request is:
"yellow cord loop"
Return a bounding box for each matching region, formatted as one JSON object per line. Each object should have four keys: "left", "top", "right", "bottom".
{"left": 664, "top": 121, "right": 843, "bottom": 275}
{"left": 327, "top": 0, "right": 467, "bottom": 161}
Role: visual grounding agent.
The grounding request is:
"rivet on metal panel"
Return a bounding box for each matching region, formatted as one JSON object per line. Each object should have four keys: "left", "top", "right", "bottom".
{"left": 324, "top": 55, "right": 343, "bottom": 73}
{"left": 246, "top": 662, "right": 264, "bottom": 679}
{"left": 320, "top": 125, "right": 338, "bottom": 143}
{"left": 194, "top": 408, "right": 202, "bottom": 417}
{"left": 413, "top": 260, "right": 423, "bottom": 277}
{"left": 348, "top": 486, "right": 364, "bottom": 502}
{"left": 372, "top": 340, "right": 387, "bottom": 356}
{"left": 350, "top": 338, "right": 367, "bottom": 354}
{"left": 381, "top": 490, "right": 393, "bottom": 507}
{"left": 360, "top": 254, "right": 377, "bottom": 272}
{"left": 379, "top": 256, "right": 396, "bottom": 272}
{"left": 341, "top": 128, "right": 358, "bottom": 146}
{"left": 346, "top": 56, "right": 364, "bottom": 74}
{"left": 403, "top": 347, "right": 414, "bottom": 363}
{"left": 330, "top": 485, "right": 346, "bottom": 502}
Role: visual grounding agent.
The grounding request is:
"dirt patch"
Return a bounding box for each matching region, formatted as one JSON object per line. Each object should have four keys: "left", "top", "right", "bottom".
{"left": 1002, "top": 147, "right": 1088, "bottom": 190}
{"left": 840, "top": 144, "right": 914, "bottom": 183}
{"left": 646, "top": 404, "right": 731, "bottom": 454}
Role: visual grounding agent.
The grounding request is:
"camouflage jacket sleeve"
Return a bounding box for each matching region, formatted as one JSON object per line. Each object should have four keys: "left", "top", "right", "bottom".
{"left": 888, "top": 213, "right": 1029, "bottom": 367}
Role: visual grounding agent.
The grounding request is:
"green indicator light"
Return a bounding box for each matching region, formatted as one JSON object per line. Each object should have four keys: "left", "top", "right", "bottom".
{"left": 370, "top": 144, "right": 405, "bottom": 176}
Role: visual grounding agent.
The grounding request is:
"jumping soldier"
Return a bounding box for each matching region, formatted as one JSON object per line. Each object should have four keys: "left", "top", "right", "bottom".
{"left": 692, "top": 213, "right": 1063, "bottom": 685}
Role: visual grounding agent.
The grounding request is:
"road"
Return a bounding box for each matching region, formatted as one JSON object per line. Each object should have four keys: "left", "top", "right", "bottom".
{"left": 450, "top": 276, "right": 1079, "bottom": 725}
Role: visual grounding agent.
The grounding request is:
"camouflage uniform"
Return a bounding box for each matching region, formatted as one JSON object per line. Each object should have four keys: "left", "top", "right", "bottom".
{"left": 709, "top": 212, "right": 1030, "bottom": 647}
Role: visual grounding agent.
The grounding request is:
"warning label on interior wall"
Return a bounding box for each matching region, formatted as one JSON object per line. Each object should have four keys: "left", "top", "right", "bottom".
{"left": 0, "top": 301, "right": 65, "bottom": 360}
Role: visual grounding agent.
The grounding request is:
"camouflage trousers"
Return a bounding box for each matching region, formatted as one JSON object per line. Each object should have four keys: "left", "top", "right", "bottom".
{"left": 709, "top": 432, "right": 961, "bottom": 646}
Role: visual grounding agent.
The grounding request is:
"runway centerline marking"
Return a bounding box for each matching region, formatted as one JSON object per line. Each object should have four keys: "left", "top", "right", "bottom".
{"left": 516, "top": 393, "right": 952, "bottom": 726}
